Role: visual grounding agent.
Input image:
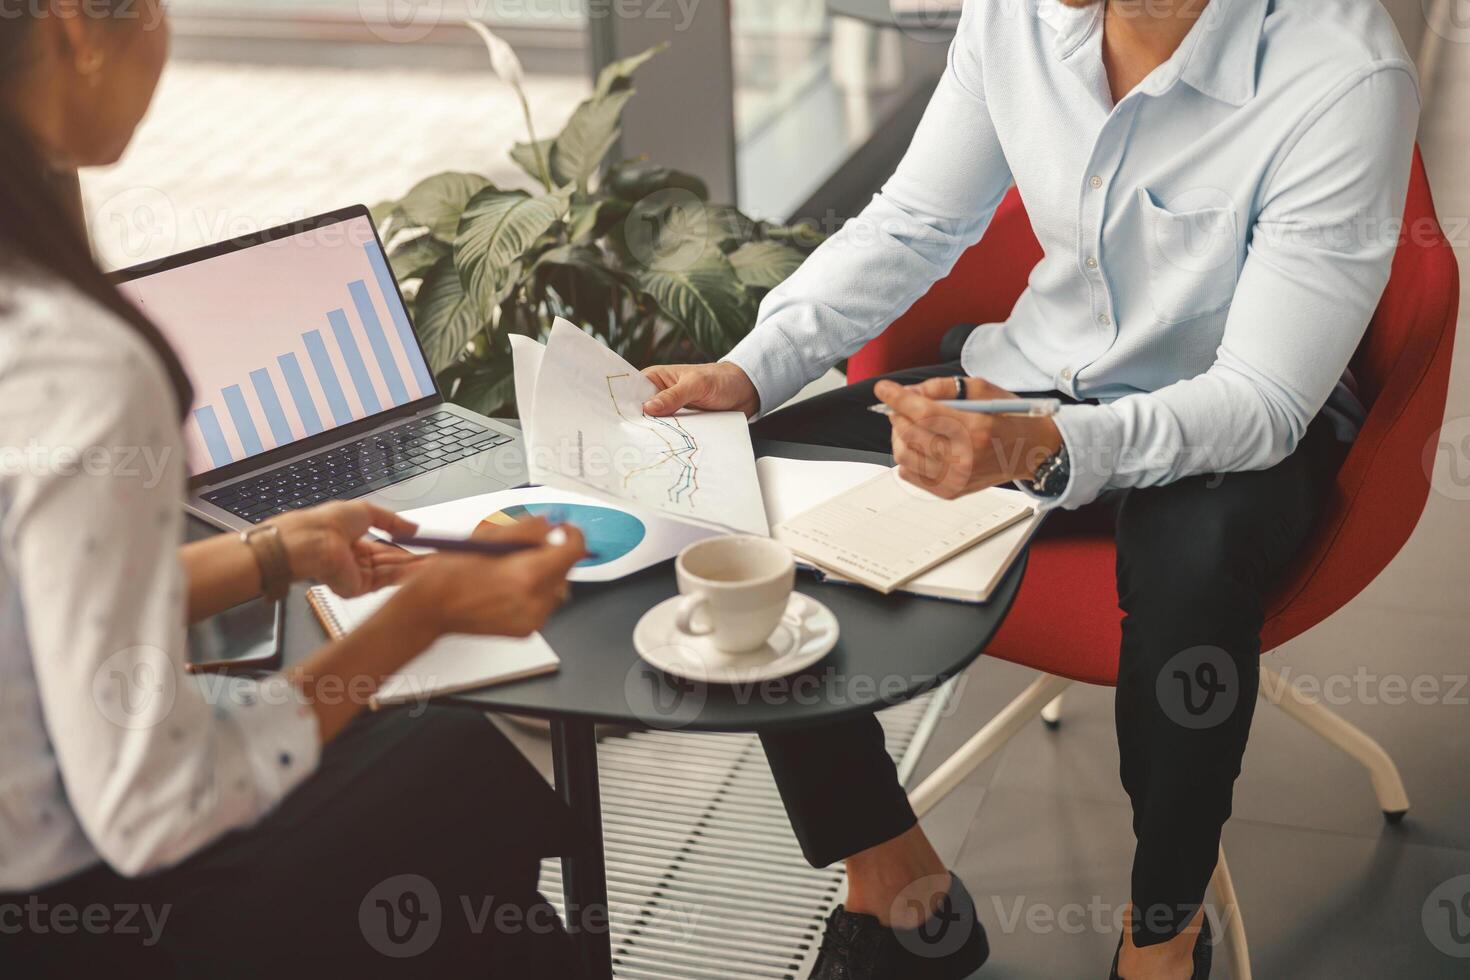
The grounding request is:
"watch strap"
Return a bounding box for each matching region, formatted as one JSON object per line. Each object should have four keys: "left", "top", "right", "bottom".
{"left": 242, "top": 524, "right": 292, "bottom": 601}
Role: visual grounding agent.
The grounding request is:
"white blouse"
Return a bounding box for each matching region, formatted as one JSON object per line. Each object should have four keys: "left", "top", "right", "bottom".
{"left": 0, "top": 267, "right": 320, "bottom": 892}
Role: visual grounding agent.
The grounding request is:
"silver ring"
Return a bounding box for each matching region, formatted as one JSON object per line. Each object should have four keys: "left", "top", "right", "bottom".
{"left": 953, "top": 376, "right": 966, "bottom": 400}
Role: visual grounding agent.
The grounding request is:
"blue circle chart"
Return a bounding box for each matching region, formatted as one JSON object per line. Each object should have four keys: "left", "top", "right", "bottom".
{"left": 486, "top": 502, "right": 647, "bottom": 567}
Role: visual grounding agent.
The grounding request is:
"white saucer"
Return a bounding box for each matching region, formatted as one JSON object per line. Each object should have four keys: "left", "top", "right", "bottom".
{"left": 633, "top": 593, "right": 839, "bottom": 684}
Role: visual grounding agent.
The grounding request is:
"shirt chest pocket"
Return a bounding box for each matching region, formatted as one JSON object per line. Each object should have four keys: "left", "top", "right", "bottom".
{"left": 1136, "top": 187, "right": 1240, "bottom": 324}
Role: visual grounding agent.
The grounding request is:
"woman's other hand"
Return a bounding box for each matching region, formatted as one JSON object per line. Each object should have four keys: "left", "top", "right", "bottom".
{"left": 271, "top": 501, "right": 424, "bottom": 597}
{"left": 404, "top": 517, "right": 587, "bottom": 639}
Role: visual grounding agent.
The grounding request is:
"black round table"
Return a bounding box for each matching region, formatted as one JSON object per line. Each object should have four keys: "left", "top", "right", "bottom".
{"left": 827, "top": 0, "right": 961, "bottom": 34}
{"left": 267, "top": 438, "right": 1026, "bottom": 980}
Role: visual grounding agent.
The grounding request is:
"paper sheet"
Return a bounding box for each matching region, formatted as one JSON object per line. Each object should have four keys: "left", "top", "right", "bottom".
{"left": 511, "top": 319, "right": 769, "bottom": 536}
{"left": 396, "top": 486, "right": 715, "bottom": 583}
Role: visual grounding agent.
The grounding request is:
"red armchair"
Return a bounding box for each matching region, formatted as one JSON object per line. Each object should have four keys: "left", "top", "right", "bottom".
{"left": 856, "top": 147, "right": 1458, "bottom": 979}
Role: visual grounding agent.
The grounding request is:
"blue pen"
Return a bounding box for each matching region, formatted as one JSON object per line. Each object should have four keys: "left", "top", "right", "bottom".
{"left": 867, "top": 397, "right": 1061, "bottom": 417}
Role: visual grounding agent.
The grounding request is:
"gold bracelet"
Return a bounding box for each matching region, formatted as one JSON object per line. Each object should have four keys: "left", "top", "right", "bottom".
{"left": 241, "top": 524, "right": 292, "bottom": 601}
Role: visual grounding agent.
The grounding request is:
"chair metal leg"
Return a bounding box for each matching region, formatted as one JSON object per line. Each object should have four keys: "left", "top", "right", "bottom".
{"left": 1258, "top": 665, "right": 1411, "bottom": 820}
{"left": 909, "top": 673, "right": 1073, "bottom": 818}
{"left": 1040, "top": 691, "right": 1065, "bottom": 729}
{"left": 1210, "top": 845, "right": 1252, "bottom": 980}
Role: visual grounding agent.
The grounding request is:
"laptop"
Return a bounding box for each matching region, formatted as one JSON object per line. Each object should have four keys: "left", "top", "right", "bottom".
{"left": 112, "top": 205, "right": 527, "bottom": 531}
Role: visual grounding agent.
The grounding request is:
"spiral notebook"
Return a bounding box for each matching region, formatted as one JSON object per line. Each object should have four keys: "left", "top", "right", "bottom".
{"left": 305, "top": 585, "right": 560, "bottom": 708}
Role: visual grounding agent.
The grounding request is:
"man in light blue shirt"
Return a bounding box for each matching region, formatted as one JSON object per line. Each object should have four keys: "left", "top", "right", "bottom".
{"left": 643, "top": 0, "right": 1418, "bottom": 976}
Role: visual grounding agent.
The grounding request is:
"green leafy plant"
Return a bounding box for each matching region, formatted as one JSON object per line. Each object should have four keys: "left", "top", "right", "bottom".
{"left": 371, "top": 28, "right": 818, "bottom": 418}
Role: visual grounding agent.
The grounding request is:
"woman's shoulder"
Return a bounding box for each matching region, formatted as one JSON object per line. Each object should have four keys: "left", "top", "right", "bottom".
{"left": 0, "top": 257, "right": 174, "bottom": 388}
{"left": 0, "top": 257, "right": 182, "bottom": 438}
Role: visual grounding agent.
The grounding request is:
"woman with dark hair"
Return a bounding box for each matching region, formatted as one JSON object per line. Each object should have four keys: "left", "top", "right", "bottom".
{"left": 0, "top": 3, "right": 586, "bottom": 975}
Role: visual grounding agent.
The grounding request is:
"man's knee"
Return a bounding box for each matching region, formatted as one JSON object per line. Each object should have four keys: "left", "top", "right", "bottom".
{"left": 1114, "top": 477, "right": 1270, "bottom": 618}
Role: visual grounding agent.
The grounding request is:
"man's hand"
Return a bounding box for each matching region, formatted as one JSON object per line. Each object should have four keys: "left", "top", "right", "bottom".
{"left": 271, "top": 501, "right": 424, "bottom": 598}
{"left": 877, "top": 376, "right": 1063, "bottom": 499}
{"left": 641, "top": 362, "right": 761, "bottom": 418}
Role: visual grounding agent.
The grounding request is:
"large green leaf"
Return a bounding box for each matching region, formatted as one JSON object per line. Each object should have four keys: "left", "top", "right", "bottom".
{"left": 369, "top": 200, "right": 400, "bottom": 236}
{"left": 550, "top": 89, "right": 634, "bottom": 188}
{"left": 389, "top": 233, "right": 450, "bottom": 282}
{"left": 728, "top": 240, "right": 804, "bottom": 288}
{"left": 509, "top": 138, "right": 559, "bottom": 186}
{"left": 606, "top": 160, "right": 709, "bottom": 203}
{"left": 532, "top": 244, "right": 627, "bottom": 334}
{"left": 593, "top": 43, "right": 666, "bottom": 99}
{"left": 703, "top": 204, "right": 757, "bottom": 249}
{"left": 400, "top": 172, "right": 492, "bottom": 241}
{"left": 635, "top": 248, "right": 757, "bottom": 357}
{"left": 414, "top": 257, "right": 485, "bottom": 372}
{"left": 453, "top": 188, "right": 565, "bottom": 311}
{"left": 566, "top": 197, "right": 631, "bottom": 243}
{"left": 451, "top": 357, "right": 517, "bottom": 417}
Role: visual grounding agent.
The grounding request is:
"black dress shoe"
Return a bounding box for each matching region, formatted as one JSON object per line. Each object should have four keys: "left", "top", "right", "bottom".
{"left": 1107, "top": 914, "right": 1213, "bottom": 979}
{"left": 809, "top": 873, "right": 989, "bottom": 980}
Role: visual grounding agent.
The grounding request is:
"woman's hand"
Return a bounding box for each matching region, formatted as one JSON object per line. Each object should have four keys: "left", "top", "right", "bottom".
{"left": 270, "top": 501, "right": 424, "bottom": 598}
{"left": 876, "top": 376, "right": 1063, "bottom": 499}
{"left": 402, "top": 517, "right": 588, "bottom": 638}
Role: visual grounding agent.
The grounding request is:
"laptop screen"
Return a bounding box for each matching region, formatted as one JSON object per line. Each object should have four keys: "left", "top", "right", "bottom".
{"left": 116, "top": 213, "right": 436, "bottom": 476}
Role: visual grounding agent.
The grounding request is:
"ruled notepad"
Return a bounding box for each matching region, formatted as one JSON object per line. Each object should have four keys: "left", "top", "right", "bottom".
{"left": 305, "top": 585, "right": 559, "bottom": 708}
{"left": 772, "top": 468, "right": 1035, "bottom": 594}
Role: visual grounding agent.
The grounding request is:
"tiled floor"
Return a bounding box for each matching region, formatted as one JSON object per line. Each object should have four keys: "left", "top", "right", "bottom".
{"left": 906, "top": 38, "right": 1470, "bottom": 978}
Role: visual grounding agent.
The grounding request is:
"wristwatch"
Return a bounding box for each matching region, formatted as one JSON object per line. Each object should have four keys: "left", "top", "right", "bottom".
{"left": 241, "top": 524, "right": 292, "bottom": 601}
{"left": 1029, "top": 443, "right": 1071, "bottom": 498}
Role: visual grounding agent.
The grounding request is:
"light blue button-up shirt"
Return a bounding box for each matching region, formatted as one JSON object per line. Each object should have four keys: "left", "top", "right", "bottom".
{"left": 725, "top": 0, "right": 1419, "bottom": 509}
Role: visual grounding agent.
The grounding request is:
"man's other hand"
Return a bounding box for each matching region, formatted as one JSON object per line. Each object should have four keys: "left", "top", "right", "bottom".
{"left": 641, "top": 362, "right": 761, "bottom": 418}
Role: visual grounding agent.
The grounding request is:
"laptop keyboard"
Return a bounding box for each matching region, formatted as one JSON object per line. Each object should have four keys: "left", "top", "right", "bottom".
{"left": 201, "top": 411, "right": 514, "bottom": 523}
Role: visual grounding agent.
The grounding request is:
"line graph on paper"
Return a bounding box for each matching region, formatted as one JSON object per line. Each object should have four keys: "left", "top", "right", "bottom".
{"left": 523, "top": 319, "right": 770, "bottom": 535}
{"left": 603, "top": 372, "right": 703, "bottom": 508}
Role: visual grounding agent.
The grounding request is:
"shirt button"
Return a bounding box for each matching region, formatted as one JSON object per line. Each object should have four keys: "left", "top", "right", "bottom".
{"left": 1089, "top": 175, "right": 1103, "bottom": 190}
{"left": 1097, "top": 312, "right": 1111, "bottom": 326}
{"left": 1085, "top": 256, "right": 1099, "bottom": 269}
{"left": 1060, "top": 367, "right": 1073, "bottom": 382}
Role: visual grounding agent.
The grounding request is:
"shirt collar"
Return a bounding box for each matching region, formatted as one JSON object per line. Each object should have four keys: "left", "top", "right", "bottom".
{"left": 1175, "top": 0, "right": 1269, "bottom": 106}
{"left": 1036, "top": 0, "right": 1269, "bottom": 107}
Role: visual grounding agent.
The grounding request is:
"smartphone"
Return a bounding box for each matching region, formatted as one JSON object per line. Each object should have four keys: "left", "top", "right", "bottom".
{"left": 186, "top": 597, "right": 284, "bottom": 674}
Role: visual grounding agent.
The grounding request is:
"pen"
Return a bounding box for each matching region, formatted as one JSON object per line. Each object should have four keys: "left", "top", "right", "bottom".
{"left": 390, "top": 528, "right": 601, "bottom": 560}
{"left": 867, "top": 397, "right": 1061, "bottom": 418}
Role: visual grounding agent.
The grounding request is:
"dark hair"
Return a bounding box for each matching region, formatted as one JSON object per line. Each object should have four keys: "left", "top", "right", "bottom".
{"left": 0, "top": 6, "right": 193, "bottom": 415}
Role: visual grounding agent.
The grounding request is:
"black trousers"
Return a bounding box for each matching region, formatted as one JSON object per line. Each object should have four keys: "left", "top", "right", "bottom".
{"left": 755, "top": 360, "right": 1344, "bottom": 946}
{"left": 2, "top": 707, "right": 580, "bottom": 978}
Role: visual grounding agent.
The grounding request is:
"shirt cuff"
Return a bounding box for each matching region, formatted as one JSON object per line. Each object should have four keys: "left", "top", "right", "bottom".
{"left": 208, "top": 674, "right": 321, "bottom": 810}
{"left": 722, "top": 328, "right": 808, "bottom": 420}
{"left": 1012, "top": 403, "right": 1122, "bottom": 511}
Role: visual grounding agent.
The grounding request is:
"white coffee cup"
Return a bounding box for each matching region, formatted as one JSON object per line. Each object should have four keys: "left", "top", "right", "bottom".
{"left": 674, "top": 536, "right": 796, "bottom": 653}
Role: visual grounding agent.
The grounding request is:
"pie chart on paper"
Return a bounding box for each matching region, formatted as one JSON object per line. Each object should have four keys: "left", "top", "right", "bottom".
{"left": 479, "top": 503, "right": 648, "bottom": 568}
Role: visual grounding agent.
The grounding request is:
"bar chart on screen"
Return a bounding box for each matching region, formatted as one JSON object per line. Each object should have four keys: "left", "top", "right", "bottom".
{"left": 118, "top": 215, "right": 436, "bottom": 474}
